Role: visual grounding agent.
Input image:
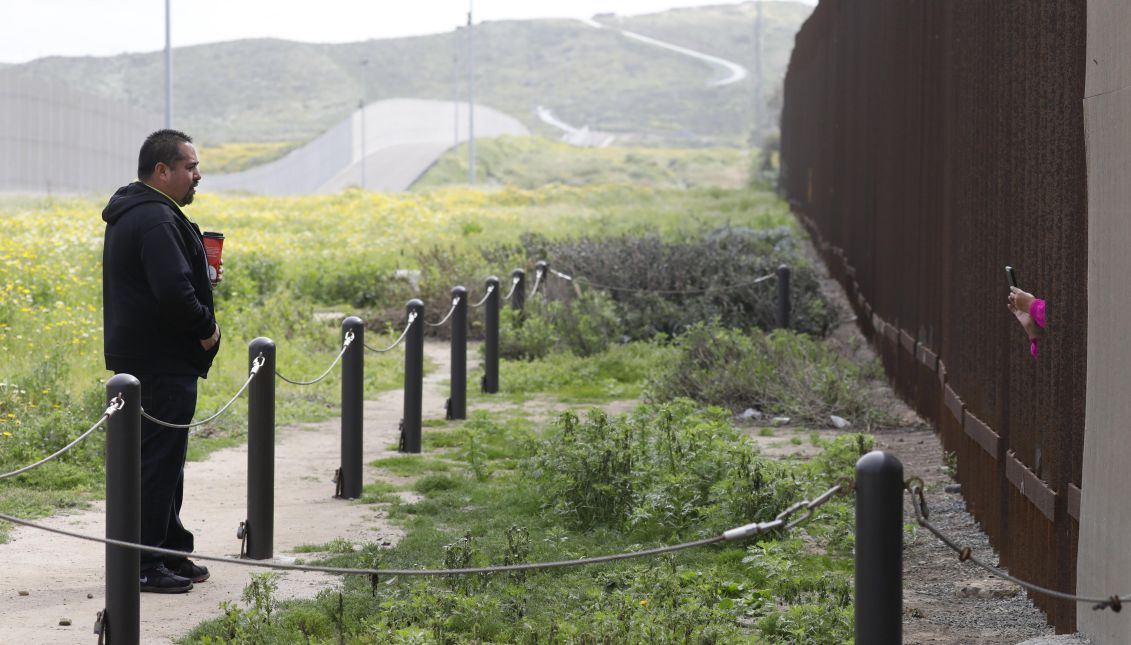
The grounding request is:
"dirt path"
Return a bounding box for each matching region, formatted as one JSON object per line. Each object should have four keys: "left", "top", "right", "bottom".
{"left": 0, "top": 341, "right": 464, "bottom": 644}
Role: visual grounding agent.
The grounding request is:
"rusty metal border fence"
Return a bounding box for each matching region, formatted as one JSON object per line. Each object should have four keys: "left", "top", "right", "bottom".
{"left": 779, "top": 0, "right": 1087, "bottom": 632}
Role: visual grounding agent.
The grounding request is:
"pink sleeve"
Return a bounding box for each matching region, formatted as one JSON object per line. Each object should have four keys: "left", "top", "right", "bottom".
{"left": 1030, "top": 299, "right": 1046, "bottom": 329}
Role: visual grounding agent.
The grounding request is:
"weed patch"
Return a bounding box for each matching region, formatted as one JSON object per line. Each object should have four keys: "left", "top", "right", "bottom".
{"left": 647, "top": 322, "right": 890, "bottom": 426}
{"left": 186, "top": 404, "right": 868, "bottom": 644}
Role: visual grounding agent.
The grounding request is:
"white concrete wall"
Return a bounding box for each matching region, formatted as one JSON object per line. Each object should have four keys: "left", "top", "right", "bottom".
{"left": 207, "top": 98, "right": 529, "bottom": 195}
{"left": 1078, "top": 2, "right": 1131, "bottom": 642}
{"left": 0, "top": 70, "right": 160, "bottom": 194}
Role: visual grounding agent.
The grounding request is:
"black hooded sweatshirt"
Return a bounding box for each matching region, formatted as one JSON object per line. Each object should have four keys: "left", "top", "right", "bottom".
{"left": 102, "top": 182, "right": 220, "bottom": 377}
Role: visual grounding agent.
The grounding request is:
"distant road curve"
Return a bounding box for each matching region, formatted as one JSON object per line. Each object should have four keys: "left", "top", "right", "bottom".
{"left": 580, "top": 17, "right": 748, "bottom": 87}
{"left": 535, "top": 106, "right": 616, "bottom": 147}
{"left": 537, "top": 17, "right": 747, "bottom": 146}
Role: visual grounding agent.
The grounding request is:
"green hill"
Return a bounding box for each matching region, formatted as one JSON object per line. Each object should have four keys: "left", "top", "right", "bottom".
{"left": 10, "top": 2, "right": 810, "bottom": 147}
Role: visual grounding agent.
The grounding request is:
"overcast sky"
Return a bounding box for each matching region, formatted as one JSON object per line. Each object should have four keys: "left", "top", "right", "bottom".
{"left": 0, "top": 0, "right": 814, "bottom": 64}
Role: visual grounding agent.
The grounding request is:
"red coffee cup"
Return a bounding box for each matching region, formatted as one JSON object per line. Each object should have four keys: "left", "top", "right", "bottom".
{"left": 202, "top": 232, "right": 224, "bottom": 285}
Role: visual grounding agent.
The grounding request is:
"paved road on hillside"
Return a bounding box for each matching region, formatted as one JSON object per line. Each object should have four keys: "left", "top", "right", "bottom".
{"left": 207, "top": 99, "right": 528, "bottom": 195}
{"left": 536, "top": 17, "right": 750, "bottom": 146}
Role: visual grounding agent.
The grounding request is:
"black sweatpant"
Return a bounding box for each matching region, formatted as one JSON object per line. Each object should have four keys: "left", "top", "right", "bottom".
{"left": 133, "top": 373, "right": 198, "bottom": 571}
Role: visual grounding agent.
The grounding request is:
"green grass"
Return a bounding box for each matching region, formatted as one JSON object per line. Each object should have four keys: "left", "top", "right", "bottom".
{"left": 369, "top": 455, "right": 452, "bottom": 477}
{"left": 415, "top": 136, "right": 752, "bottom": 190}
{"left": 360, "top": 480, "right": 403, "bottom": 504}
{"left": 473, "top": 340, "right": 675, "bottom": 404}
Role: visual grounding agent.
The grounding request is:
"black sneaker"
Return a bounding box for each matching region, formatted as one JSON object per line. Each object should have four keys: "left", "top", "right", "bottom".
{"left": 140, "top": 564, "right": 193, "bottom": 594}
{"left": 166, "top": 558, "right": 210, "bottom": 583}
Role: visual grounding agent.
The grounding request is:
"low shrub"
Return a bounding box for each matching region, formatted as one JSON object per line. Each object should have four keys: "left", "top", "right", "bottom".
{"left": 498, "top": 289, "right": 622, "bottom": 360}
{"left": 527, "top": 401, "right": 814, "bottom": 538}
{"left": 646, "top": 321, "right": 886, "bottom": 426}
{"left": 518, "top": 227, "right": 835, "bottom": 339}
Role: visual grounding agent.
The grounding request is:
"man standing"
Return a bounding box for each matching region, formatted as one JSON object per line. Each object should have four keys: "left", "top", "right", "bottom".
{"left": 102, "top": 129, "right": 220, "bottom": 593}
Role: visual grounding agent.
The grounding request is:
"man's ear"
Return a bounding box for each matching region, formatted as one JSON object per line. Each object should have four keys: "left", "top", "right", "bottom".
{"left": 154, "top": 162, "right": 169, "bottom": 180}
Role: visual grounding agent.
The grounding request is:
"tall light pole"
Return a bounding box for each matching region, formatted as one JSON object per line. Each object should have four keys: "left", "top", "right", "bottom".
{"left": 467, "top": 0, "right": 476, "bottom": 185}
{"left": 753, "top": 0, "right": 764, "bottom": 140}
{"left": 165, "top": 0, "right": 173, "bottom": 128}
{"left": 359, "top": 58, "right": 369, "bottom": 190}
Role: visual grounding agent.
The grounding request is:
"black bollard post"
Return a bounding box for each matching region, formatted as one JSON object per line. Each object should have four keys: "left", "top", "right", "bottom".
{"left": 855, "top": 450, "right": 904, "bottom": 645}
{"left": 776, "top": 264, "right": 792, "bottom": 330}
{"left": 482, "top": 276, "right": 500, "bottom": 394}
{"left": 246, "top": 337, "right": 276, "bottom": 560}
{"left": 534, "top": 260, "right": 548, "bottom": 296}
{"left": 339, "top": 317, "right": 365, "bottom": 499}
{"left": 105, "top": 374, "right": 140, "bottom": 645}
{"left": 448, "top": 287, "right": 468, "bottom": 420}
{"left": 402, "top": 300, "right": 425, "bottom": 453}
{"left": 511, "top": 268, "right": 526, "bottom": 311}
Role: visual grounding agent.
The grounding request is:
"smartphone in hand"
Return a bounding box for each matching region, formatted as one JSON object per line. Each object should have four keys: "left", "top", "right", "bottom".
{"left": 1006, "top": 266, "right": 1018, "bottom": 289}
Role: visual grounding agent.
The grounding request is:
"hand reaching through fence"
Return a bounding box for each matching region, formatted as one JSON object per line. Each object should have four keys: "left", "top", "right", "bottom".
{"left": 1007, "top": 287, "right": 1046, "bottom": 358}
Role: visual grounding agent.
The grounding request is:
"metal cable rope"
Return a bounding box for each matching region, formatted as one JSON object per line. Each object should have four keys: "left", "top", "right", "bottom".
{"left": 469, "top": 285, "right": 495, "bottom": 309}
{"left": 906, "top": 480, "right": 1130, "bottom": 611}
{"left": 0, "top": 396, "right": 124, "bottom": 481}
{"left": 552, "top": 267, "right": 777, "bottom": 295}
{"left": 365, "top": 312, "right": 418, "bottom": 353}
{"left": 502, "top": 275, "right": 520, "bottom": 301}
{"left": 0, "top": 483, "right": 845, "bottom": 578}
{"left": 275, "top": 332, "right": 354, "bottom": 386}
{"left": 424, "top": 297, "right": 460, "bottom": 327}
{"left": 143, "top": 356, "right": 266, "bottom": 428}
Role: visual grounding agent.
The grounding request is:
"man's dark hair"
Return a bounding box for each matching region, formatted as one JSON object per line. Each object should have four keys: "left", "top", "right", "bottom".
{"left": 138, "top": 129, "right": 193, "bottom": 180}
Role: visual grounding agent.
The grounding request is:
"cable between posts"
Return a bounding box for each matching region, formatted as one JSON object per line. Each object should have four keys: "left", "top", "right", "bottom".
{"left": 365, "top": 312, "right": 418, "bottom": 354}
{"left": 469, "top": 285, "right": 495, "bottom": 309}
{"left": 424, "top": 297, "right": 460, "bottom": 328}
{"left": 0, "top": 396, "right": 125, "bottom": 481}
{"left": 502, "top": 276, "right": 520, "bottom": 301}
{"left": 0, "top": 483, "right": 844, "bottom": 577}
{"left": 552, "top": 268, "right": 777, "bottom": 295}
{"left": 276, "top": 333, "right": 355, "bottom": 386}
{"left": 905, "top": 480, "right": 1130, "bottom": 612}
{"left": 143, "top": 355, "right": 267, "bottom": 428}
